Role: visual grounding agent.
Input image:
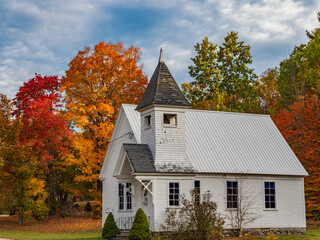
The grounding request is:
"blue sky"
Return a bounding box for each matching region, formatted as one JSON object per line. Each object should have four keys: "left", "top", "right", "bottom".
{"left": 0, "top": 0, "right": 319, "bottom": 99}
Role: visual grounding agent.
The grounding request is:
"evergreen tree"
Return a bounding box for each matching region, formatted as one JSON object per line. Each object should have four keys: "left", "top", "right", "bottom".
{"left": 183, "top": 32, "right": 258, "bottom": 112}
{"left": 102, "top": 212, "right": 120, "bottom": 239}
{"left": 128, "top": 208, "right": 151, "bottom": 240}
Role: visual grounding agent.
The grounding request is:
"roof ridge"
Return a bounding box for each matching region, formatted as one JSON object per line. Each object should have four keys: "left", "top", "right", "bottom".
{"left": 186, "top": 109, "right": 270, "bottom": 117}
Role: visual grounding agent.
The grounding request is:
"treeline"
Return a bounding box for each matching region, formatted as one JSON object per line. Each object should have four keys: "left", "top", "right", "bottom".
{"left": 183, "top": 12, "right": 320, "bottom": 219}
{"left": 0, "top": 42, "right": 148, "bottom": 225}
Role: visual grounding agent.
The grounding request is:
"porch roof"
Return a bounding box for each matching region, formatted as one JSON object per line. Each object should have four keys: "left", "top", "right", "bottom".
{"left": 123, "top": 143, "right": 156, "bottom": 173}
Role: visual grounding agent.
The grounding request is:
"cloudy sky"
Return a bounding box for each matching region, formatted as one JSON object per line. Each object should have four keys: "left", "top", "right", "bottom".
{"left": 0, "top": 0, "right": 319, "bottom": 99}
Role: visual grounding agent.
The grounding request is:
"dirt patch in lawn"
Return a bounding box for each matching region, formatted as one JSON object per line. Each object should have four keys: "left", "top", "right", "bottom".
{"left": 0, "top": 215, "right": 101, "bottom": 233}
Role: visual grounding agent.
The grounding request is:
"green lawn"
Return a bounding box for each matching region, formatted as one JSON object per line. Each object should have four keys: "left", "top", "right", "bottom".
{"left": 0, "top": 229, "right": 319, "bottom": 240}
{"left": 230, "top": 229, "right": 320, "bottom": 240}
{"left": 0, "top": 229, "right": 102, "bottom": 240}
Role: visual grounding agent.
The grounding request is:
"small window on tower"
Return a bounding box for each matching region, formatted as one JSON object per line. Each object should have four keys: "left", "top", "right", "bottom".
{"left": 145, "top": 115, "right": 151, "bottom": 128}
{"left": 163, "top": 114, "right": 177, "bottom": 125}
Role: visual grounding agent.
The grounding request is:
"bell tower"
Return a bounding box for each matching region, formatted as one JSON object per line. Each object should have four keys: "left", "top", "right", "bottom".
{"left": 136, "top": 49, "right": 194, "bottom": 172}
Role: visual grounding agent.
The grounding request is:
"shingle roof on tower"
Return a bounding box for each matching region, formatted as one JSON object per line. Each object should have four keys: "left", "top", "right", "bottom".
{"left": 136, "top": 49, "right": 190, "bottom": 110}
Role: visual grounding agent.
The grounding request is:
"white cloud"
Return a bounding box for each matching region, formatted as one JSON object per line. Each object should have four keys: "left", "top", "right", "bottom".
{"left": 0, "top": 0, "right": 319, "bottom": 98}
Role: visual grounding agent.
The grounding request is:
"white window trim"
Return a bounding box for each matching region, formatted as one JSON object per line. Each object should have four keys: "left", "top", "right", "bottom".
{"left": 225, "top": 180, "right": 238, "bottom": 210}
{"left": 144, "top": 115, "right": 152, "bottom": 130}
{"left": 163, "top": 113, "right": 178, "bottom": 127}
{"left": 263, "top": 180, "right": 278, "bottom": 211}
{"left": 194, "top": 180, "right": 201, "bottom": 202}
{"left": 167, "top": 181, "right": 181, "bottom": 208}
{"left": 118, "top": 182, "right": 134, "bottom": 212}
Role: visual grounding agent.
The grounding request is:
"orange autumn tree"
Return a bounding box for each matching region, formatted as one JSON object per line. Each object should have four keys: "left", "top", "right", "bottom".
{"left": 273, "top": 95, "right": 320, "bottom": 219}
{"left": 62, "top": 41, "right": 148, "bottom": 199}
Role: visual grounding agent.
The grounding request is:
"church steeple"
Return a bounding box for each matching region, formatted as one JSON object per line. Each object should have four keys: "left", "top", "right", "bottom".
{"left": 136, "top": 49, "right": 190, "bottom": 111}
{"left": 159, "top": 48, "right": 164, "bottom": 63}
{"left": 137, "top": 49, "right": 194, "bottom": 172}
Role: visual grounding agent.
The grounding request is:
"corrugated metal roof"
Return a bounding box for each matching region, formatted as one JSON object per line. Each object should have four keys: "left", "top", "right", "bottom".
{"left": 185, "top": 110, "right": 308, "bottom": 176}
{"left": 122, "top": 104, "right": 141, "bottom": 143}
{"left": 122, "top": 104, "right": 308, "bottom": 176}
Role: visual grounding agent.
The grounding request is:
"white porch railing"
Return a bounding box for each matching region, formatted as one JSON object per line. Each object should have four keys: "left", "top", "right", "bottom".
{"left": 116, "top": 216, "right": 151, "bottom": 230}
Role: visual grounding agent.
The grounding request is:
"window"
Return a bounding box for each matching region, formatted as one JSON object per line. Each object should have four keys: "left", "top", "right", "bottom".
{"left": 227, "top": 181, "right": 238, "bottom": 208}
{"left": 145, "top": 115, "right": 151, "bottom": 127}
{"left": 163, "top": 114, "right": 177, "bottom": 125}
{"left": 119, "top": 183, "right": 124, "bottom": 210}
{"left": 118, "top": 183, "right": 133, "bottom": 210}
{"left": 126, "top": 183, "right": 132, "bottom": 210}
{"left": 194, "top": 180, "right": 200, "bottom": 203}
{"left": 169, "top": 182, "right": 180, "bottom": 206}
{"left": 143, "top": 190, "right": 148, "bottom": 206}
{"left": 264, "top": 182, "right": 276, "bottom": 209}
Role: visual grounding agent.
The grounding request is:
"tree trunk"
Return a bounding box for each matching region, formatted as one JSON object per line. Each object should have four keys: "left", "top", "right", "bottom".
{"left": 48, "top": 161, "right": 56, "bottom": 216}
{"left": 19, "top": 211, "right": 24, "bottom": 226}
{"left": 19, "top": 181, "right": 25, "bottom": 225}
{"left": 97, "top": 179, "right": 102, "bottom": 194}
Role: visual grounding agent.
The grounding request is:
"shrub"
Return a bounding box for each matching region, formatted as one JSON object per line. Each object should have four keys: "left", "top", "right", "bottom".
{"left": 128, "top": 208, "right": 151, "bottom": 240}
{"left": 94, "top": 204, "right": 102, "bottom": 219}
{"left": 102, "top": 212, "right": 120, "bottom": 239}
{"left": 266, "top": 231, "right": 279, "bottom": 240}
{"left": 162, "top": 190, "right": 224, "bottom": 240}
{"left": 85, "top": 201, "right": 92, "bottom": 211}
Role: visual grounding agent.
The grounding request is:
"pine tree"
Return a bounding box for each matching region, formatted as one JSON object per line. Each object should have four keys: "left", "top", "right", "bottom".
{"left": 128, "top": 208, "right": 151, "bottom": 240}
{"left": 102, "top": 212, "right": 120, "bottom": 239}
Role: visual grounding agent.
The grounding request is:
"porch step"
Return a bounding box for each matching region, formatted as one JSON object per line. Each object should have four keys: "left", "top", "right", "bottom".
{"left": 113, "top": 230, "right": 129, "bottom": 240}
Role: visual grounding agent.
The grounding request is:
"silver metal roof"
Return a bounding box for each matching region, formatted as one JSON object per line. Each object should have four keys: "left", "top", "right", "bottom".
{"left": 122, "top": 104, "right": 308, "bottom": 176}
{"left": 122, "top": 104, "right": 141, "bottom": 143}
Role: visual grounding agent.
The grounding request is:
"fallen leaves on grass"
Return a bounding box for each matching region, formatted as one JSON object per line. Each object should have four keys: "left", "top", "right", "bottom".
{"left": 0, "top": 215, "right": 101, "bottom": 233}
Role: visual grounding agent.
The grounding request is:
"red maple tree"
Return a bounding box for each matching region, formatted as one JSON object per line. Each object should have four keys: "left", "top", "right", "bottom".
{"left": 14, "top": 74, "right": 72, "bottom": 216}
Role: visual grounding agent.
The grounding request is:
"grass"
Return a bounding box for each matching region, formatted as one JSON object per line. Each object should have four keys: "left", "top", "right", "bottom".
{"left": 223, "top": 229, "right": 320, "bottom": 240}
{"left": 153, "top": 229, "right": 320, "bottom": 240}
{"left": 0, "top": 229, "right": 102, "bottom": 239}
{"left": 0, "top": 215, "right": 102, "bottom": 240}
{"left": 0, "top": 215, "right": 319, "bottom": 240}
{"left": 1, "top": 229, "right": 320, "bottom": 240}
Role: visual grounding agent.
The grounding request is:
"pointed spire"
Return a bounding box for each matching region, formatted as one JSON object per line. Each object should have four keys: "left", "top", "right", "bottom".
{"left": 159, "top": 48, "right": 164, "bottom": 63}
{"left": 136, "top": 49, "right": 190, "bottom": 111}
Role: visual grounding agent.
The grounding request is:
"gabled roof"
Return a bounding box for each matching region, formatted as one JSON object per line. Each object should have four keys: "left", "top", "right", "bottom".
{"left": 136, "top": 49, "right": 190, "bottom": 110}
{"left": 121, "top": 104, "right": 308, "bottom": 176}
{"left": 123, "top": 144, "right": 156, "bottom": 173}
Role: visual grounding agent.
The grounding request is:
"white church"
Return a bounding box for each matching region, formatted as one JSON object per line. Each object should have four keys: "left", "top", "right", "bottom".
{"left": 99, "top": 50, "right": 308, "bottom": 236}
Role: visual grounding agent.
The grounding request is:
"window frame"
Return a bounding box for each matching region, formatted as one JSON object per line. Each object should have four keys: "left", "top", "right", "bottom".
{"left": 144, "top": 115, "right": 151, "bottom": 129}
{"left": 194, "top": 180, "right": 200, "bottom": 203}
{"left": 263, "top": 181, "right": 277, "bottom": 210}
{"left": 163, "top": 113, "right": 177, "bottom": 126}
{"left": 118, "top": 183, "right": 124, "bottom": 210}
{"left": 226, "top": 181, "right": 238, "bottom": 209}
{"left": 118, "top": 182, "right": 134, "bottom": 211}
{"left": 168, "top": 182, "right": 180, "bottom": 207}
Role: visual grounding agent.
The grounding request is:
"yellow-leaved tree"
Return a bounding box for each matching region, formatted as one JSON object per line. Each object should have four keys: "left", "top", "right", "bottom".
{"left": 62, "top": 41, "right": 148, "bottom": 200}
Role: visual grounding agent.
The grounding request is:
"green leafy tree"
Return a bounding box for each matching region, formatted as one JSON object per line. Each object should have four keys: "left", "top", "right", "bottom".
{"left": 0, "top": 94, "right": 47, "bottom": 225}
{"left": 256, "top": 68, "right": 280, "bottom": 115}
{"left": 102, "top": 212, "right": 120, "bottom": 239}
{"left": 183, "top": 32, "right": 258, "bottom": 112}
{"left": 277, "top": 11, "right": 320, "bottom": 108}
{"left": 128, "top": 208, "right": 151, "bottom": 240}
{"left": 277, "top": 45, "right": 309, "bottom": 108}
